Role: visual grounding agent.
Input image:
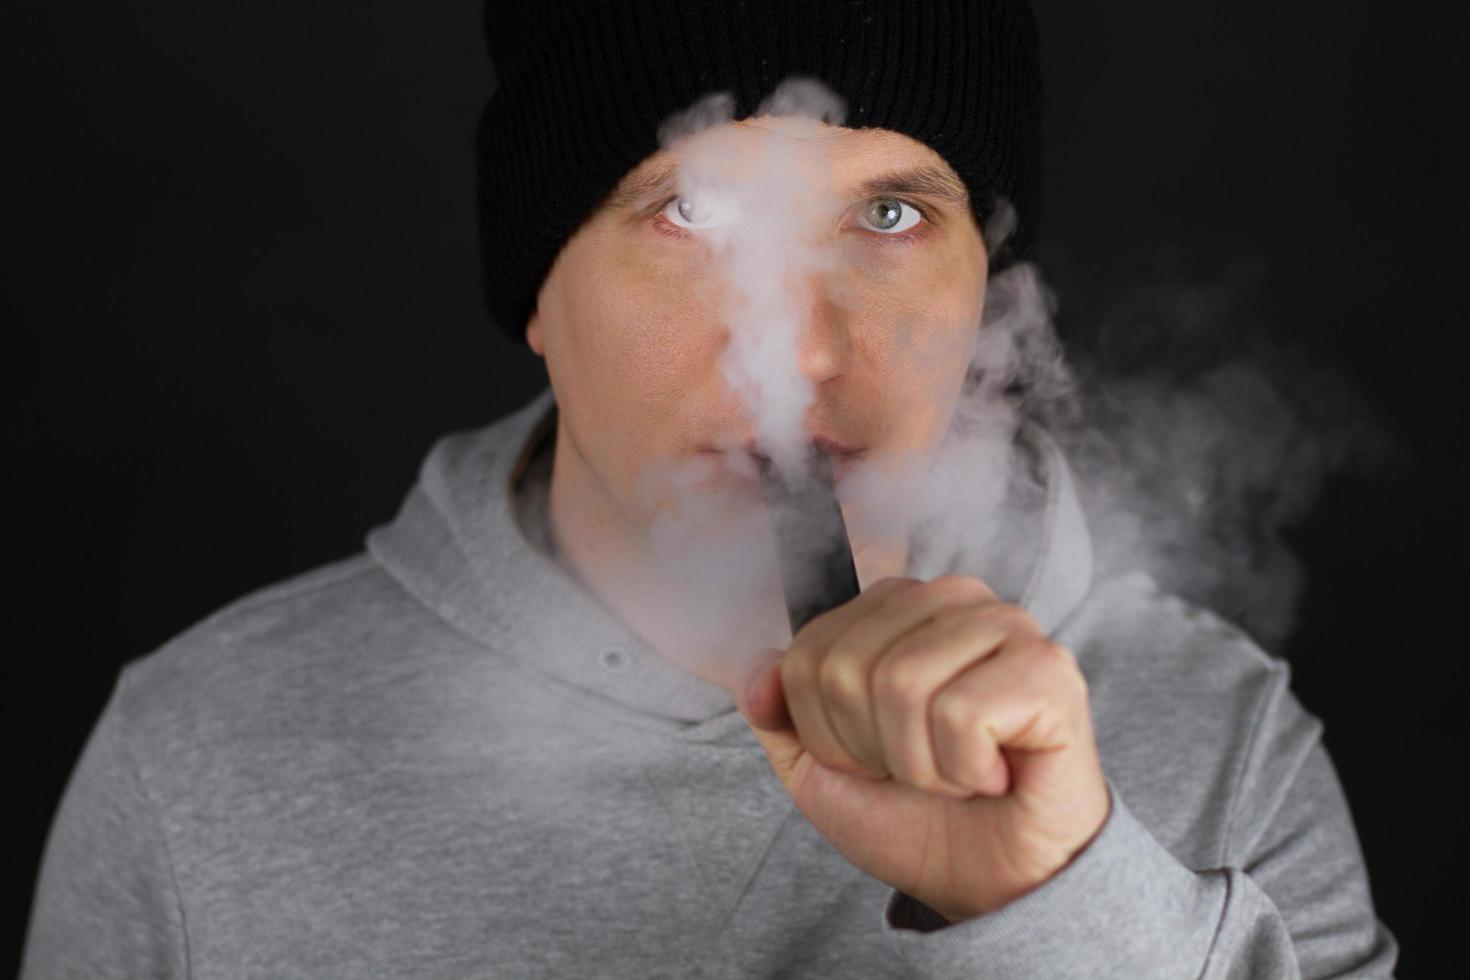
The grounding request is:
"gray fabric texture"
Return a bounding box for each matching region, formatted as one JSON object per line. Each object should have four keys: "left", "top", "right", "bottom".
{"left": 22, "top": 387, "right": 1399, "bottom": 978}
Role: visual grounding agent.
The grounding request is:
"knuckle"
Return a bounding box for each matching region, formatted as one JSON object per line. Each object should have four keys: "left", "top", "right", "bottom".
{"left": 987, "top": 601, "right": 1041, "bottom": 634}
{"left": 1036, "top": 641, "right": 1087, "bottom": 695}
{"left": 1067, "top": 663, "right": 1090, "bottom": 701}
{"left": 1035, "top": 638, "right": 1071, "bottom": 666}
{"left": 933, "top": 691, "right": 985, "bottom": 744}
{"left": 927, "top": 574, "right": 995, "bottom": 602}
{"left": 779, "top": 648, "right": 817, "bottom": 692}
{"left": 816, "top": 653, "right": 867, "bottom": 705}
{"left": 872, "top": 656, "right": 930, "bottom": 711}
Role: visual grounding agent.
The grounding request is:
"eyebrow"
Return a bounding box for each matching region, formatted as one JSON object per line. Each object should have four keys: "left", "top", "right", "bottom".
{"left": 857, "top": 166, "right": 971, "bottom": 210}
{"left": 606, "top": 160, "right": 971, "bottom": 212}
{"left": 607, "top": 158, "right": 679, "bottom": 212}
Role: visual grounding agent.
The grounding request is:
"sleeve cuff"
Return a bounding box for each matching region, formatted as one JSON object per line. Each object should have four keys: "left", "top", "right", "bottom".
{"left": 878, "top": 781, "right": 1229, "bottom": 978}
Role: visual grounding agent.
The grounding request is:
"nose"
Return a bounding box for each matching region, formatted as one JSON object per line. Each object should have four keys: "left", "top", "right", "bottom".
{"left": 795, "top": 269, "right": 851, "bottom": 386}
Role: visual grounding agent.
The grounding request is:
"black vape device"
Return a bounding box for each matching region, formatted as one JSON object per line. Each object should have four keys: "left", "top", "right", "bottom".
{"left": 758, "top": 446, "right": 863, "bottom": 636}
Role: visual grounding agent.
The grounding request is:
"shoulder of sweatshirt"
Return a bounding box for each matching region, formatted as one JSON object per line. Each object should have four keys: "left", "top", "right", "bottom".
{"left": 1054, "top": 570, "right": 1324, "bottom": 872}
{"left": 102, "top": 552, "right": 505, "bottom": 768}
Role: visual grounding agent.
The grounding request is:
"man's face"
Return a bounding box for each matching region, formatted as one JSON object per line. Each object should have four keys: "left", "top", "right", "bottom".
{"left": 526, "top": 119, "right": 989, "bottom": 563}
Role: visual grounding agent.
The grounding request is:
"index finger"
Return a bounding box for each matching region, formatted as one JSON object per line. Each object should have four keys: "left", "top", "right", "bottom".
{"left": 791, "top": 576, "right": 920, "bottom": 652}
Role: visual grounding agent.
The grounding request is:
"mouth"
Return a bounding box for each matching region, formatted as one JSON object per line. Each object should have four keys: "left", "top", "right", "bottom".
{"left": 697, "top": 441, "right": 867, "bottom": 486}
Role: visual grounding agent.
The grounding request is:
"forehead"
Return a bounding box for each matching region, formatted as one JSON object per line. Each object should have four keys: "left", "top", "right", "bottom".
{"left": 606, "top": 122, "right": 970, "bottom": 213}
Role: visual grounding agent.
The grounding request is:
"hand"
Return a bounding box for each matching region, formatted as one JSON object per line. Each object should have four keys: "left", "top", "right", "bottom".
{"left": 735, "top": 574, "right": 1111, "bottom": 923}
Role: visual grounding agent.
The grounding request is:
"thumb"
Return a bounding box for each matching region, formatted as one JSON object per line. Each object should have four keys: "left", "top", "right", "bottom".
{"left": 735, "top": 649, "right": 806, "bottom": 787}
{"left": 734, "top": 649, "right": 793, "bottom": 733}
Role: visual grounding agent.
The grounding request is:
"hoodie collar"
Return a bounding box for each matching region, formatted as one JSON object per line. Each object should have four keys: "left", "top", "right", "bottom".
{"left": 366, "top": 388, "right": 1093, "bottom": 734}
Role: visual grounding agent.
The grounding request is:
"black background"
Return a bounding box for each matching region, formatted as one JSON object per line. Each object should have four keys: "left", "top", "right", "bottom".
{"left": 8, "top": 0, "right": 1465, "bottom": 974}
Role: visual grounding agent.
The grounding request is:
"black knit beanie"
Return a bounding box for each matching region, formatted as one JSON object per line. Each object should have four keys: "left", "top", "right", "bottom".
{"left": 477, "top": 0, "right": 1043, "bottom": 346}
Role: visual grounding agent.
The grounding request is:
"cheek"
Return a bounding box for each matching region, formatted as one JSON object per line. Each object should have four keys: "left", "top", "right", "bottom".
{"left": 552, "top": 246, "right": 729, "bottom": 437}
{"left": 848, "top": 259, "right": 983, "bottom": 384}
{"left": 841, "top": 254, "right": 985, "bottom": 451}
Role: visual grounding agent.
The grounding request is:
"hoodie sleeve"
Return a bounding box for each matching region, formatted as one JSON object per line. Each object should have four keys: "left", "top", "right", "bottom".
{"left": 20, "top": 675, "right": 190, "bottom": 979}
{"left": 876, "top": 662, "right": 1399, "bottom": 979}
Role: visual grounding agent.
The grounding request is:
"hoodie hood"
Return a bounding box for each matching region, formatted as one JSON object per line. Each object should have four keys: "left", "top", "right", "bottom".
{"left": 366, "top": 388, "right": 1093, "bottom": 733}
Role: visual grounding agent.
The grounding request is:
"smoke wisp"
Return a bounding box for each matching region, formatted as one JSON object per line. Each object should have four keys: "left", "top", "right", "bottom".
{"left": 617, "top": 77, "right": 1399, "bottom": 690}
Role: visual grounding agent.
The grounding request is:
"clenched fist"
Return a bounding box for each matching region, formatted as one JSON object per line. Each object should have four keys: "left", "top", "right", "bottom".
{"left": 735, "top": 574, "right": 1112, "bottom": 924}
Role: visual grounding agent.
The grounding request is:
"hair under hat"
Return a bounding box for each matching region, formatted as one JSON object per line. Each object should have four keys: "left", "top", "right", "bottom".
{"left": 476, "top": 0, "right": 1043, "bottom": 345}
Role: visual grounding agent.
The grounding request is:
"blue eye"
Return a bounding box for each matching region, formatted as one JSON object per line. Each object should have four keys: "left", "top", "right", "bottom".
{"left": 859, "top": 198, "right": 923, "bottom": 234}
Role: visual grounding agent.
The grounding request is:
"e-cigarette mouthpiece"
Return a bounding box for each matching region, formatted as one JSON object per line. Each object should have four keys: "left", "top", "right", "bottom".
{"left": 758, "top": 447, "right": 862, "bottom": 636}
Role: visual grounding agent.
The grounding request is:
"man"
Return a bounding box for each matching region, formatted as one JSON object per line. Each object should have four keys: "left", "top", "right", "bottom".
{"left": 23, "top": 1, "right": 1398, "bottom": 976}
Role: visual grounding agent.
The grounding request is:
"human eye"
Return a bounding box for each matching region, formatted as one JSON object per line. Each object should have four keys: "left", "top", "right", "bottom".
{"left": 855, "top": 197, "right": 925, "bottom": 236}
{"left": 659, "top": 190, "right": 739, "bottom": 232}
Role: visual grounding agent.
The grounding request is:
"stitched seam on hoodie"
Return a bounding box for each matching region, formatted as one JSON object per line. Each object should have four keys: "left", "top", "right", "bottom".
{"left": 1216, "top": 662, "right": 1285, "bottom": 867}
{"left": 116, "top": 671, "right": 196, "bottom": 979}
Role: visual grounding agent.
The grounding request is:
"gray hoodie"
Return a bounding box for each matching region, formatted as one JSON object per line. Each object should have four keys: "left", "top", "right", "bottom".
{"left": 22, "top": 388, "right": 1398, "bottom": 978}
